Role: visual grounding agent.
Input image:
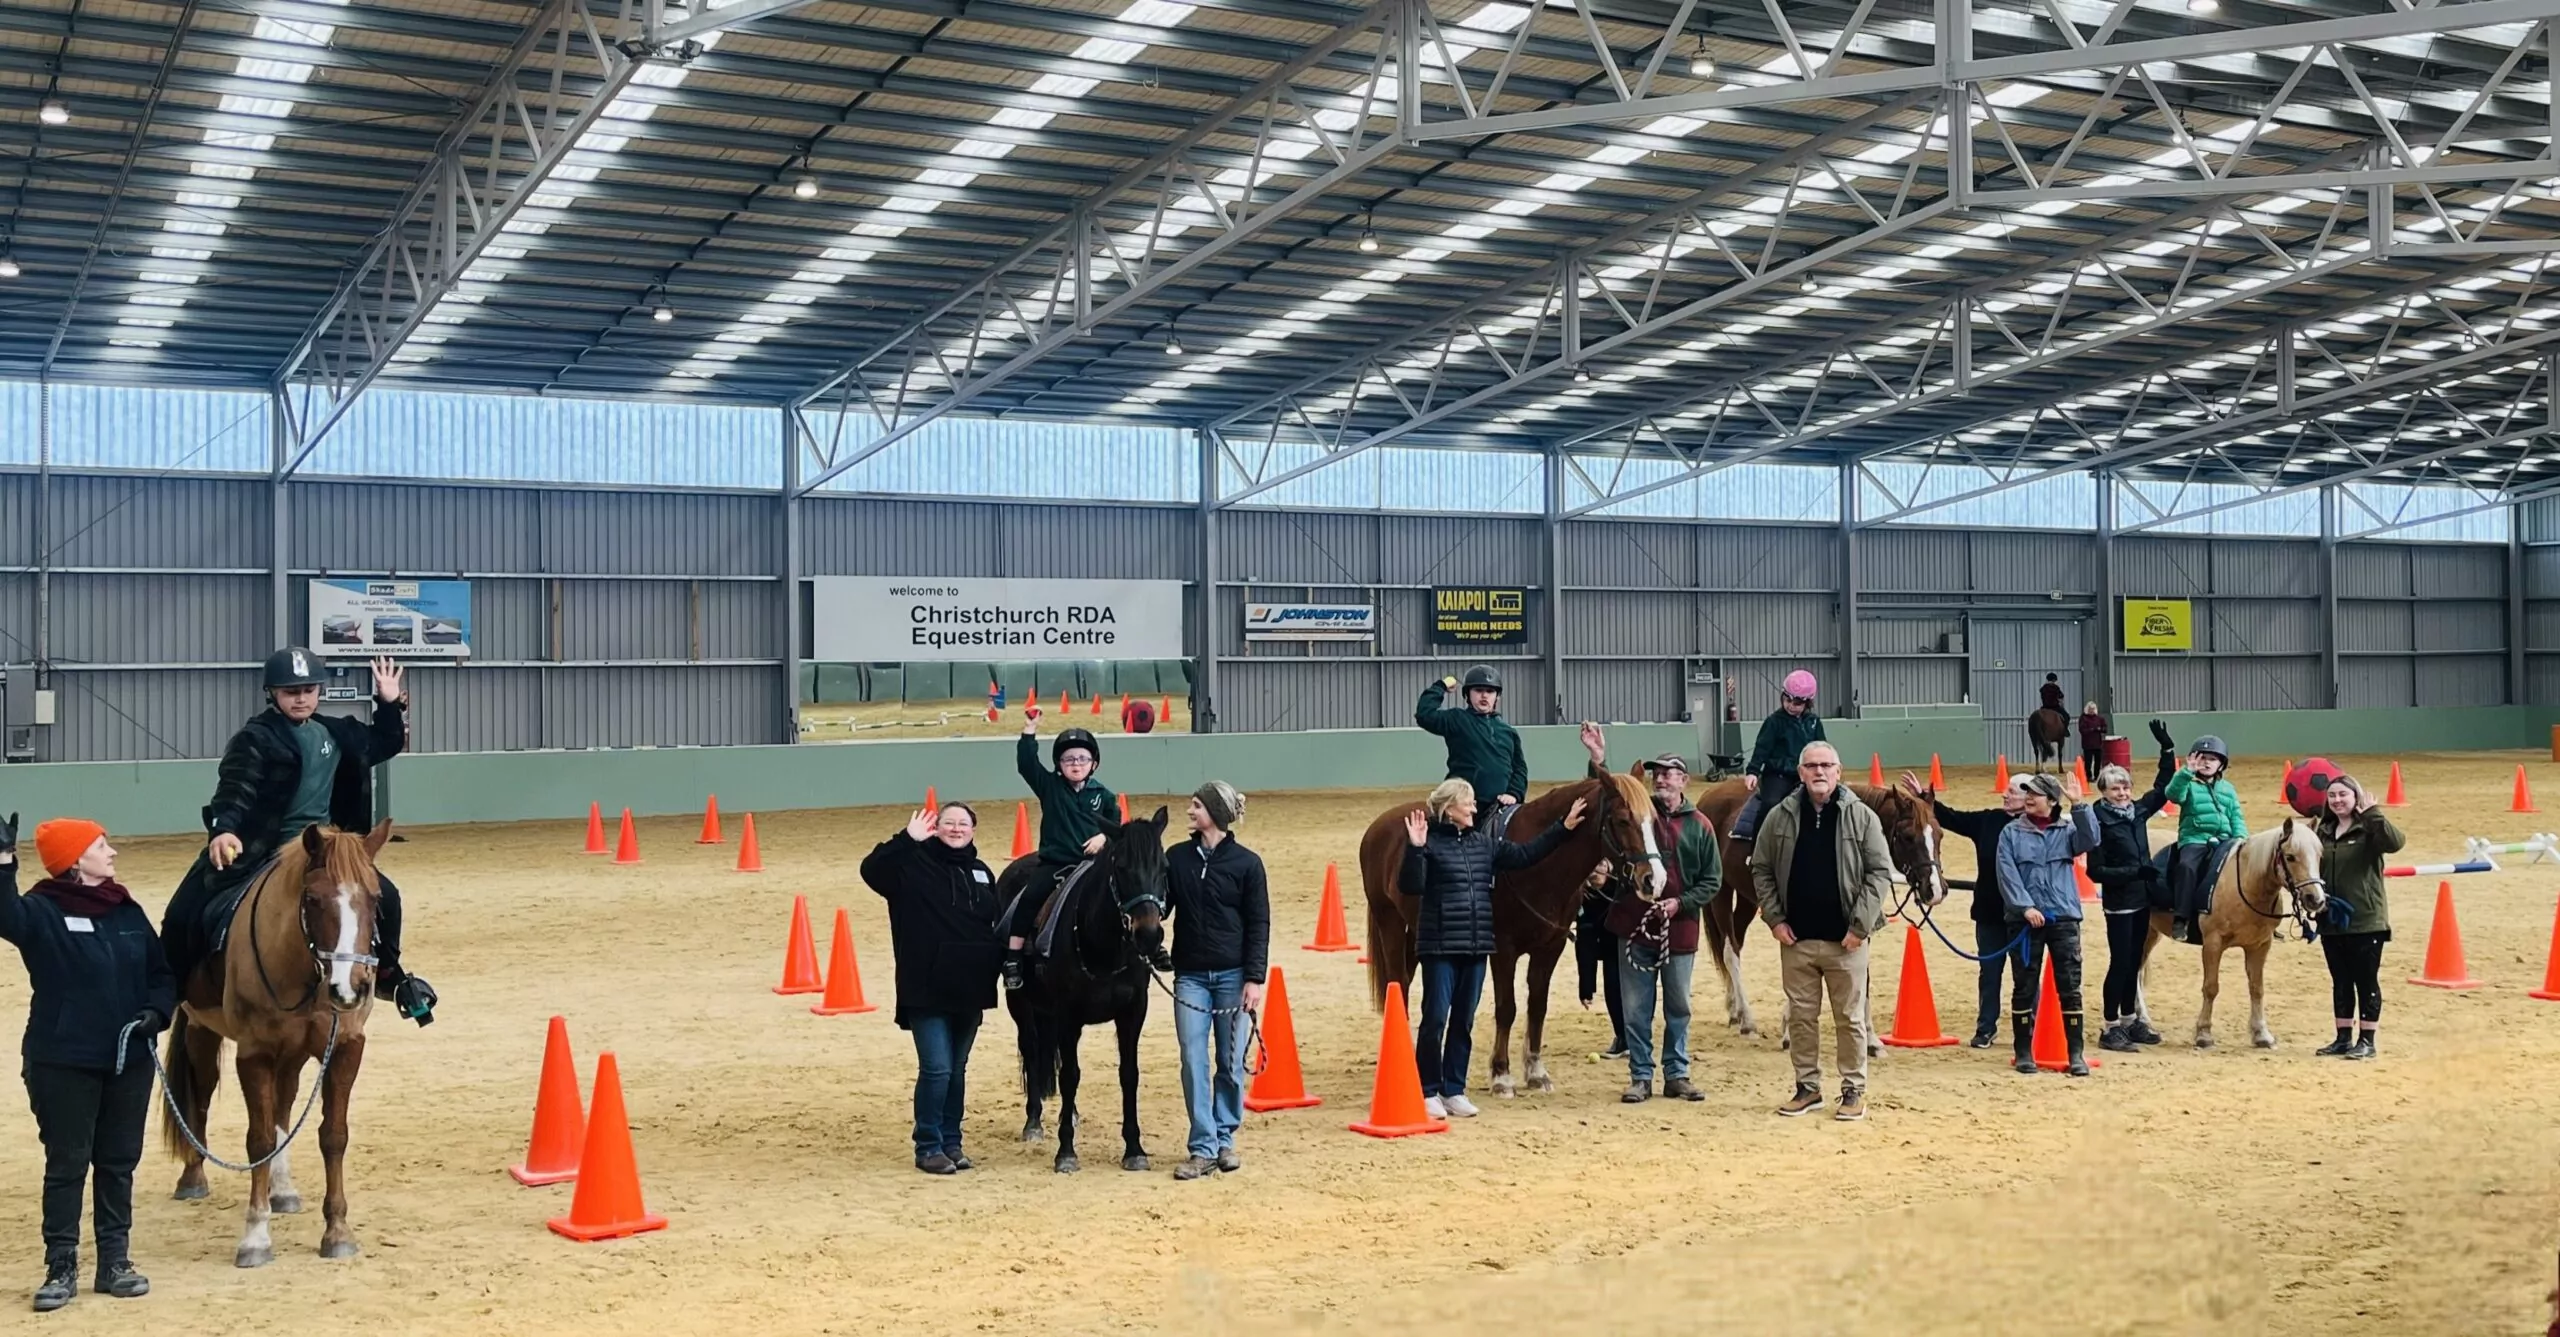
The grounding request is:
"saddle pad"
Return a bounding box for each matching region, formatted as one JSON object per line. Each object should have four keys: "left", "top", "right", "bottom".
{"left": 1032, "top": 860, "right": 1097, "bottom": 959}
{"left": 202, "top": 855, "right": 283, "bottom": 955}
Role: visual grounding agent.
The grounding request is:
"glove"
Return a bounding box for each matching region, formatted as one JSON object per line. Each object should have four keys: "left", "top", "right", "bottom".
{"left": 130, "top": 1009, "right": 166, "bottom": 1037}
{"left": 1147, "top": 945, "right": 1173, "bottom": 973}
{"left": 2148, "top": 719, "right": 2173, "bottom": 749}
{"left": 1441, "top": 675, "right": 1458, "bottom": 690}
{"left": 0, "top": 810, "right": 16, "bottom": 857}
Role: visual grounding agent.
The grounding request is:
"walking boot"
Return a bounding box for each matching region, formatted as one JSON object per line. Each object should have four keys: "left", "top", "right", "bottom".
{"left": 32, "top": 1260, "right": 74, "bottom": 1313}
{"left": 2126, "top": 1017, "right": 2164, "bottom": 1045}
{"left": 2098, "top": 1019, "right": 2138, "bottom": 1053}
{"left": 93, "top": 1260, "right": 147, "bottom": 1299}
{"left": 2343, "top": 1029, "right": 2376, "bottom": 1061}
{"left": 2314, "top": 1025, "right": 2355, "bottom": 1057}
{"left": 2063, "top": 1012, "right": 2090, "bottom": 1077}
{"left": 2011, "top": 1010, "right": 2038, "bottom": 1074}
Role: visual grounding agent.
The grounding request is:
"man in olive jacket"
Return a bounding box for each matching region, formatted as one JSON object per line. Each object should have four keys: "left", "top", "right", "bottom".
{"left": 1749, "top": 742, "right": 1893, "bottom": 1121}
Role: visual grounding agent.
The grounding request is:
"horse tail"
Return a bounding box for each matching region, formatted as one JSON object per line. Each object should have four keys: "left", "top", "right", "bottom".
{"left": 1013, "top": 997, "right": 1057, "bottom": 1106}
{"left": 1364, "top": 891, "right": 1403, "bottom": 1014}
{"left": 159, "top": 1008, "right": 197, "bottom": 1162}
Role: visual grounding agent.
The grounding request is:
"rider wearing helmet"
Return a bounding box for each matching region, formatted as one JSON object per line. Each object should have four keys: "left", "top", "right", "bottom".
{"left": 2158, "top": 732, "right": 2247, "bottom": 943}
{"left": 1001, "top": 718, "right": 1122, "bottom": 990}
{"left": 1729, "top": 669, "right": 1828, "bottom": 843}
{"left": 159, "top": 649, "right": 437, "bottom": 1025}
{"left": 1416, "top": 667, "right": 1527, "bottom": 840}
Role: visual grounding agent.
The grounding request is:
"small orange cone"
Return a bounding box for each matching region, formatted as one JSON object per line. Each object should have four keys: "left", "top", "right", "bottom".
{"left": 2409, "top": 880, "right": 2483, "bottom": 989}
{"left": 612, "top": 808, "right": 641, "bottom": 865}
{"left": 1868, "top": 753, "right": 1885, "bottom": 787}
{"left": 1090, "top": 691, "right": 1102, "bottom": 716}
{"left": 508, "top": 1015, "right": 585, "bottom": 1186}
{"left": 2277, "top": 760, "right": 2294, "bottom": 809}
{"left": 1118, "top": 793, "right": 1131, "bottom": 824}
{"left": 772, "top": 894, "right": 823, "bottom": 995}
{"left": 810, "top": 908, "right": 877, "bottom": 1016}
{"left": 2515, "top": 765, "right": 2538, "bottom": 814}
{"left": 735, "top": 814, "right": 762, "bottom": 873}
{"left": 924, "top": 785, "right": 937, "bottom": 813}
{"left": 2384, "top": 761, "right": 2406, "bottom": 807}
{"left": 2031, "top": 955, "right": 2096, "bottom": 1071}
{"left": 582, "top": 802, "right": 607, "bottom": 855}
{"left": 1117, "top": 693, "right": 1130, "bottom": 727}
{"left": 2074, "top": 854, "right": 2098, "bottom": 902}
{"left": 697, "top": 796, "right": 722, "bottom": 845}
{"left": 1010, "top": 802, "right": 1033, "bottom": 860}
{"left": 1991, "top": 755, "right": 2010, "bottom": 794}
{"left": 2528, "top": 897, "right": 2560, "bottom": 1001}
{"left": 1304, "top": 863, "right": 1358, "bottom": 952}
{"left": 1243, "top": 968, "right": 1322, "bottom": 1111}
{"left": 1160, "top": 694, "right": 1173, "bottom": 726}
{"left": 1878, "top": 925, "right": 1955, "bottom": 1048}
{"left": 1928, "top": 754, "right": 1945, "bottom": 789}
{"left": 546, "top": 1053, "right": 667, "bottom": 1241}
{"left": 1349, "top": 982, "right": 1447, "bottom": 1138}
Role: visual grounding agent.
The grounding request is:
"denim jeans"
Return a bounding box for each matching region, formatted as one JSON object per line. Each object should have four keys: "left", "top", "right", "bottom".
{"left": 1618, "top": 941, "right": 1695, "bottom": 1084}
{"left": 1974, "top": 919, "right": 2013, "bottom": 1039}
{"left": 1414, "top": 954, "right": 1489, "bottom": 1099}
{"left": 908, "top": 1011, "right": 980, "bottom": 1159}
{"left": 1175, "top": 968, "right": 1247, "bottom": 1160}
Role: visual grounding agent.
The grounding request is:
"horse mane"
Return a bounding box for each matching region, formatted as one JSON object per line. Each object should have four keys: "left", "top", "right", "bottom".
{"left": 319, "top": 827, "right": 379, "bottom": 894}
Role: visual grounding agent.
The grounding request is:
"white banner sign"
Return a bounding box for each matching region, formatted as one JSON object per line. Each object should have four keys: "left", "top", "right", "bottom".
{"left": 1244, "top": 603, "right": 1376, "bottom": 641}
{"left": 812, "top": 577, "right": 1186, "bottom": 661}
{"left": 309, "top": 578, "right": 472, "bottom": 659}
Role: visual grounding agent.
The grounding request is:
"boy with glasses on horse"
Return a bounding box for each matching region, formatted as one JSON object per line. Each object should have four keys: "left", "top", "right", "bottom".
{"left": 1416, "top": 667, "right": 1527, "bottom": 840}
{"left": 1000, "top": 716, "right": 1121, "bottom": 992}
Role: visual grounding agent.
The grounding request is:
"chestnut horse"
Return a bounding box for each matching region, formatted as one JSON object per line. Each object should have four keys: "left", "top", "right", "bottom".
{"left": 164, "top": 822, "right": 388, "bottom": 1268}
{"left": 2138, "top": 821, "right": 2326, "bottom": 1049}
{"left": 1357, "top": 768, "right": 1662, "bottom": 1097}
{"left": 1691, "top": 779, "right": 1950, "bottom": 1040}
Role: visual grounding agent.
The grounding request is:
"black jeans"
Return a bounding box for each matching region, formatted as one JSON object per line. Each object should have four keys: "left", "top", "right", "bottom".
{"left": 2011, "top": 920, "right": 2085, "bottom": 1017}
{"left": 25, "top": 1060, "right": 152, "bottom": 1269}
{"left": 1973, "top": 919, "right": 2013, "bottom": 1038}
{"left": 2082, "top": 750, "right": 2103, "bottom": 787}
{"left": 1574, "top": 896, "right": 1625, "bottom": 1052}
{"left": 2322, "top": 931, "right": 2387, "bottom": 1025}
{"left": 2101, "top": 909, "right": 2148, "bottom": 1022}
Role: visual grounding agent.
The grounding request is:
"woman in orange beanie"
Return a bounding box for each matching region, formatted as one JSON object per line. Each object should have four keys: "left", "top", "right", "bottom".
{"left": 0, "top": 814, "right": 174, "bottom": 1312}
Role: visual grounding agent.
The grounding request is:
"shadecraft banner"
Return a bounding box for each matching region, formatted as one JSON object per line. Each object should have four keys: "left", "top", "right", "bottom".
{"left": 310, "top": 579, "right": 472, "bottom": 659}
{"left": 813, "top": 576, "right": 1185, "bottom": 660}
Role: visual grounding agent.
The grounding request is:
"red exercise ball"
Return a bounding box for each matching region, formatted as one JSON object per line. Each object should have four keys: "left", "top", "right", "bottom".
{"left": 2282, "top": 756, "right": 2346, "bottom": 817}
{"left": 1122, "top": 699, "right": 1157, "bottom": 735}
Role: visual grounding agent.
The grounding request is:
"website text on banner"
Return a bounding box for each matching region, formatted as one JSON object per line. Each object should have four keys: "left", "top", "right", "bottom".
{"left": 811, "top": 577, "right": 1187, "bottom": 661}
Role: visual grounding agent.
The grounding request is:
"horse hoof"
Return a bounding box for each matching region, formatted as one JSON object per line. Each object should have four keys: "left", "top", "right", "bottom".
{"left": 174, "top": 1184, "right": 210, "bottom": 1202}
{"left": 1055, "top": 1156, "right": 1080, "bottom": 1175}
{"left": 1490, "top": 1078, "right": 1517, "bottom": 1099}
{"left": 319, "top": 1239, "right": 360, "bottom": 1261}
{"left": 1020, "top": 1124, "right": 1045, "bottom": 1144}
{"left": 235, "top": 1246, "right": 273, "bottom": 1269}
{"left": 2253, "top": 1035, "right": 2277, "bottom": 1050}
{"left": 270, "top": 1193, "right": 304, "bottom": 1215}
{"left": 1526, "top": 1076, "right": 1554, "bottom": 1094}
{"left": 1122, "top": 1154, "right": 1149, "bottom": 1172}
{"left": 2195, "top": 1034, "right": 2215, "bottom": 1050}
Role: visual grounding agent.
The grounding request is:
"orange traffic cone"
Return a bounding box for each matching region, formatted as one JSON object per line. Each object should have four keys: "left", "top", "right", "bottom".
{"left": 2074, "top": 854, "right": 2098, "bottom": 902}
{"left": 1869, "top": 753, "right": 1885, "bottom": 787}
{"left": 1009, "top": 802, "right": 1033, "bottom": 860}
{"left": 771, "top": 895, "right": 823, "bottom": 995}
{"left": 1992, "top": 755, "right": 2010, "bottom": 794}
{"left": 1243, "top": 968, "right": 1322, "bottom": 1111}
{"left": 582, "top": 802, "right": 607, "bottom": 855}
{"left": 1090, "top": 691, "right": 1102, "bottom": 716}
{"left": 1349, "top": 982, "right": 1448, "bottom": 1138}
{"left": 1928, "top": 754, "right": 1945, "bottom": 789}
{"left": 1160, "top": 694, "right": 1173, "bottom": 726}
{"left": 2528, "top": 897, "right": 2560, "bottom": 1001}
{"left": 1305, "top": 863, "right": 1357, "bottom": 952}
{"left": 2515, "top": 765, "right": 2538, "bottom": 814}
{"left": 2384, "top": 761, "right": 2406, "bottom": 807}
{"left": 2031, "top": 956, "right": 2096, "bottom": 1071}
{"left": 1878, "top": 925, "right": 1955, "bottom": 1048}
{"left": 697, "top": 796, "right": 722, "bottom": 845}
{"left": 924, "top": 785, "right": 937, "bottom": 813}
{"left": 1118, "top": 793, "right": 1131, "bottom": 824}
{"left": 1117, "top": 693, "right": 1129, "bottom": 727}
{"left": 2408, "top": 880, "right": 2482, "bottom": 989}
{"left": 735, "top": 814, "right": 762, "bottom": 873}
{"left": 508, "top": 1015, "right": 585, "bottom": 1186}
{"left": 545, "top": 1053, "right": 667, "bottom": 1241}
{"left": 612, "top": 808, "right": 641, "bottom": 865}
{"left": 810, "top": 908, "right": 877, "bottom": 1016}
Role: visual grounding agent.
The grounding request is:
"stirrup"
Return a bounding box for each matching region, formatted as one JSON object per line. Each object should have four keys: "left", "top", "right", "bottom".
{"left": 392, "top": 975, "right": 438, "bottom": 1026}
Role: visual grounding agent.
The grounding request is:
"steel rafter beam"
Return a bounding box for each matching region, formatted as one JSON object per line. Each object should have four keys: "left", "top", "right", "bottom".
{"left": 643, "top": 0, "right": 820, "bottom": 47}
{"left": 2117, "top": 415, "right": 2554, "bottom": 535}
{"left": 2338, "top": 478, "right": 2560, "bottom": 540}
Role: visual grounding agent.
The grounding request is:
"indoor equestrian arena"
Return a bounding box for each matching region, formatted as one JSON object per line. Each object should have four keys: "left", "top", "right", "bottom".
{"left": 6, "top": 1, "right": 2560, "bottom": 1333}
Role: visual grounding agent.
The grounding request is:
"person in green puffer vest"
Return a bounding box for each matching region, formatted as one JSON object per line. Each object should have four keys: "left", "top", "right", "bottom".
{"left": 2157, "top": 730, "right": 2246, "bottom": 943}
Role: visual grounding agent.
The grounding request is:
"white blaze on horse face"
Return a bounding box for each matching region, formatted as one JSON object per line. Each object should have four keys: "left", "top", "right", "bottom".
{"left": 1639, "top": 809, "right": 1665, "bottom": 899}
{"left": 329, "top": 885, "right": 361, "bottom": 1004}
{"left": 1922, "top": 824, "right": 1946, "bottom": 904}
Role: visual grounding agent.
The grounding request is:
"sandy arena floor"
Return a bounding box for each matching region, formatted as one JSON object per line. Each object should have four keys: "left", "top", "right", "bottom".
{"left": 2, "top": 750, "right": 2557, "bottom": 1334}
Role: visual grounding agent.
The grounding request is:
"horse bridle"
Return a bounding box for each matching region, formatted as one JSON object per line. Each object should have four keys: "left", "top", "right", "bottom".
{"left": 2235, "top": 839, "right": 2326, "bottom": 938}
{"left": 249, "top": 868, "right": 378, "bottom": 1015}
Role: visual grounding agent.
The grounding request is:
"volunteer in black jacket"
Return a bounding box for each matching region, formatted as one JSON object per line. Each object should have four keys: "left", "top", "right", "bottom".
{"left": 1165, "top": 781, "right": 1270, "bottom": 1181}
{"left": 2, "top": 815, "right": 173, "bottom": 1312}
{"left": 1913, "top": 770, "right": 2030, "bottom": 1048}
{"left": 861, "top": 803, "right": 1002, "bottom": 1175}
{"left": 2089, "top": 720, "right": 2179, "bottom": 1051}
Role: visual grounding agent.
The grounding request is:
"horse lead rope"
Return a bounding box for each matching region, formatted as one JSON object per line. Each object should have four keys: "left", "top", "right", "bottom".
{"left": 125, "top": 1009, "right": 340, "bottom": 1176}
{"left": 1143, "top": 968, "right": 1269, "bottom": 1079}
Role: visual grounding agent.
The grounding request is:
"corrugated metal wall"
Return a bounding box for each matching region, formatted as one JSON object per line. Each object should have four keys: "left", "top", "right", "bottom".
{"left": 2527, "top": 504, "right": 2560, "bottom": 704}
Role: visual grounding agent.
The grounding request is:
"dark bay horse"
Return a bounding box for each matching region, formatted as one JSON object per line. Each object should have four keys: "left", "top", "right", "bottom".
{"left": 1357, "top": 768, "right": 1662, "bottom": 1097}
{"left": 1692, "top": 779, "right": 1949, "bottom": 1040}
{"left": 2028, "top": 707, "right": 2071, "bottom": 773}
{"left": 1000, "top": 808, "right": 1169, "bottom": 1174}
{"left": 165, "top": 822, "right": 389, "bottom": 1267}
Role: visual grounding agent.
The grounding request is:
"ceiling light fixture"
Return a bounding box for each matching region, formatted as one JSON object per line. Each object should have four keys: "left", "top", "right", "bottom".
{"left": 1688, "top": 37, "right": 1716, "bottom": 79}
{"left": 652, "top": 302, "right": 674, "bottom": 323}
{"left": 38, "top": 98, "right": 69, "bottom": 126}
{"left": 0, "top": 251, "right": 19, "bottom": 280}
{"left": 1573, "top": 364, "right": 1592, "bottom": 383}
{"left": 792, "top": 175, "right": 819, "bottom": 200}
{"left": 1358, "top": 227, "right": 1379, "bottom": 253}
{"left": 1163, "top": 328, "right": 1185, "bottom": 357}
{"left": 2187, "top": 0, "right": 2218, "bottom": 13}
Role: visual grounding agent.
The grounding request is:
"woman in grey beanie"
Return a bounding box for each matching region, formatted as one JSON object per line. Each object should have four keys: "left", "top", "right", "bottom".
{"left": 1165, "top": 780, "right": 1269, "bottom": 1179}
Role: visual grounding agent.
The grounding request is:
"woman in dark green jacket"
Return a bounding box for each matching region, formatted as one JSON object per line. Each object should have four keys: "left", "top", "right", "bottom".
{"left": 2313, "top": 774, "right": 2401, "bottom": 1061}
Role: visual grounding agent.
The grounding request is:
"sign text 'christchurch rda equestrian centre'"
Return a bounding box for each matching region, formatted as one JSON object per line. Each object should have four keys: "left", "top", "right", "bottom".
{"left": 811, "top": 577, "right": 1187, "bottom": 661}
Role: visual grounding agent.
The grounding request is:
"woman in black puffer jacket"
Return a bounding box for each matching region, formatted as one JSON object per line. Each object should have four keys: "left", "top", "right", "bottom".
{"left": 1397, "top": 780, "right": 1582, "bottom": 1120}
{"left": 861, "top": 804, "right": 1002, "bottom": 1175}
{"left": 2088, "top": 720, "right": 2179, "bottom": 1051}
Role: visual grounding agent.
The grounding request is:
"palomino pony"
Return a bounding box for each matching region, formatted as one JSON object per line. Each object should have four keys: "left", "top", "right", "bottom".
{"left": 1356, "top": 768, "right": 1663, "bottom": 1098}
{"left": 2027, "top": 707, "right": 2071, "bottom": 773}
{"left": 164, "top": 821, "right": 389, "bottom": 1268}
{"left": 1001, "top": 808, "right": 1169, "bottom": 1174}
{"left": 2138, "top": 821, "right": 2327, "bottom": 1049}
{"left": 1691, "top": 779, "right": 1950, "bottom": 1040}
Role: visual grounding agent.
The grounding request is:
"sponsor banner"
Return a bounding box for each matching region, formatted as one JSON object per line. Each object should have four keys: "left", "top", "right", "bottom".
{"left": 310, "top": 579, "right": 471, "bottom": 659}
{"left": 813, "top": 576, "right": 1186, "bottom": 661}
{"left": 1429, "top": 586, "right": 1529, "bottom": 646}
{"left": 1244, "top": 603, "right": 1376, "bottom": 641}
{"left": 2120, "top": 597, "right": 2194, "bottom": 652}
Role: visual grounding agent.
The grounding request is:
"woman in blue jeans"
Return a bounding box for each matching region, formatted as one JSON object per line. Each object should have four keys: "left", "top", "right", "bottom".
{"left": 861, "top": 803, "right": 1002, "bottom": 1174}
{"left": 1164, "top": 781, "right": 1270, "bottom": 1181}
{"left": 1399, "top": 779, "right": 1582, "bottom": 1120}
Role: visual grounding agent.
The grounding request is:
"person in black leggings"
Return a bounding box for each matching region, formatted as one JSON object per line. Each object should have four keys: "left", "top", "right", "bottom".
{"left": 2086, "top": 721, "right": 2178, "bottom": 1050}
{"left": 1573, "top": 859, "right": 1627, "bottom": 1059}
{"left": 2313, "top": 774, "right": 2401, "bottom": 1060}
{"left": 1914, "top": 772, "right": 2028, "bottom": 1048}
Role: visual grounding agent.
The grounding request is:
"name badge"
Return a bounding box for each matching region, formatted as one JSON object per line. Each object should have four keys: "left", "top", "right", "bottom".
{"left": 64, "top": 917, "right": 94, "bottom": 933}
{"left": 972, "top": 870, "right": 991, "bottom": 883}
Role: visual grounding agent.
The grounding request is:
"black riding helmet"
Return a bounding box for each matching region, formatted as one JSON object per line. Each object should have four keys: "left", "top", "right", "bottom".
{"left": 263, "top": 646, "right": 325, "bottom": 691}
{"left": 1461, "top": 665, "right": 1502, "bottom": 693}
{"left": 2189, "top": 734, "right": 2230, "bottom": 764}
{"left": 1053, "top": 727, "right": 1101, "bottom": 769}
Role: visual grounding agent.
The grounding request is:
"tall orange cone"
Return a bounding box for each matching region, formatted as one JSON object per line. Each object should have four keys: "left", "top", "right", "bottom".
{"left": 612, "top": 808, "right": 641, "bottom": 865}
{"left": 1118, "top": 793, "right": 1130, "bottom": 824}
{"left": 734, "top": 814, "right": 763, "bottom": 873}
{"left": 1090, "top": 691, "right": 1102, "bottom": 716}
{"left": 1991, "top": 755, "right": 2010, "bottom": 794}
{"left": 771, "top": 894, "right": 823, "bottom": 995}
{"left": 2515, "top": 765, "right": 2539, "bottom": 814}
{"left": 1348, "top": 982, "right": 1447, "bottom": 1138}
{"left": 1243, "top": 968, "right": 1322, "bottom": 1111}
{"left": 924, "top": 785, "right": 937, "bottom": 813}
{"left": 545, "top": 1053, "right": 667, "bottom": 1241}
{"left": 2528, "top": 897, "right": 2560, "bottom": 1001}
{"left": 1304, "top": 863, "right": 1357, "bottom": 952}
{"left": 1869, "top": 753, "right": 1885, "bottom": 787}
{"left": 2384, "top": 761, "right": 2406, "bottom": 807}
{"left": 2276, "top": 760, "right": 2293, "bottom": 807}
{"left": 697, "top": 795, "right": 722, "bottom": 845}
{"left": 1009, "top": 802, "right": 1033, "bottom": 860}
{"left": 810, "top": 908, "right": 877, "bottom": 1016}
{"left": 1160, "top": 695, "right": 1172, "bottom": 726}
{"left": 1118, "top": 693, "right": 1130, "bottom": 726}
{"left": 582, "top": 802, "right": 607, "bottom": 855}
{"left": 2409, "top": 880, "right": 2483, "bottom": 989}
{"left": 1878, "top": 925, "right": 1956, "bottom": 1048}
{"left": 508, "top": 1015, "right": 585, "bottom": 1186}
{"left": 2031, "top": 955, "right": 2096, "bottom": 1071}
{"left": 2074, "top": 854, "right": 2098, "bottom": 902}
{"left": 1929, "top": 754, "right": 1946, "bottom": 789}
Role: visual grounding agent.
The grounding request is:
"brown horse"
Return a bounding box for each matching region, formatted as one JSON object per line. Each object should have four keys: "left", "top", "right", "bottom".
{"left": 1692, "top": 778, "right": 1950, "bottom": 1040}
{"left": 2027, "top": 707, "right": 2070, "bottom": 773}
{"left": 2138, "top": 822, "right": 2326, "bottom": 1049}
{"left": 164, "top": 822, "right": 388, "bottom": 1267}
{"left": 1357, "top": 768, "right": 1661, "bottom": 1097}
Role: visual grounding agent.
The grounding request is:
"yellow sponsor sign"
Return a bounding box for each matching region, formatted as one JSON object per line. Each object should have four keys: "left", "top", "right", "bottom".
{"left": 2121, "top": 598, "right": 2194, "bottom": 651}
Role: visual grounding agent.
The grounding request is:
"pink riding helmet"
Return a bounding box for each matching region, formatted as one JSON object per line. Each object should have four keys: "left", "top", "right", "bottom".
{"left": 1780, "top": 669, "right": 1818, "bottom": 701}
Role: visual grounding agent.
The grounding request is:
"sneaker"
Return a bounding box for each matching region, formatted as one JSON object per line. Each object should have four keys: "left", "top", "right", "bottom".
{"left": 33, "top": 1264, "right": 74, "bottom": 1313}
{"left": 1620, "top": 1080, "right": 1652, "bottom": 1104}
{"left": 2099, "top": 1026, "right": 2138, "bottom": 1054}
{"left": 1173, "top": 1156, "right": 1218, "bottom": 1181}
{"left": 93, "top": 1261, "right": 147, "bottom": 1299}
{"left": 1833, "top": 1087, "right": 1866, "bottom": 1121}
{"left": 2343, "top": 1037, "right": 2375, "bottom": 1061}
{"left": 915, "top": 1152, "right": 957, "bottom": 1175}
{"left": 1775, "top": 1086, "right": 1824, "bottom": 1117}
{"left": 1662, "top": 1077, "right": 1705, "bottom": 1102}
{"left": 1443, "top": 1094, "right": 1481, "bottom": 1119}
{"left": 1216, "top": 1148, "right": 1241, "bottom": 1174}
{"left": 948, "top": 1150, "right": 974, "bottom": 1171}
{"left": 1595, "top": 1043, "right": 1628, "bottom": 1062}
{"left": 1423, "top": 1095, "right": 1448, "bottom": 1121}
{"left": 2126, "top": 1020, "right": 2164, "bottom": 1045}
{"left": 1967, "top": 1029, "right": 1995, "bottom": 1049}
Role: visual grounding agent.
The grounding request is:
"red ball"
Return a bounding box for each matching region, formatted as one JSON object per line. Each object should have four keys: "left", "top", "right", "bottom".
{"left": 2282, "top": 756, "right": 2345, "bottom": 817}
{"left": 1122, "top": 700, "right": 1157, "bottom": 735}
